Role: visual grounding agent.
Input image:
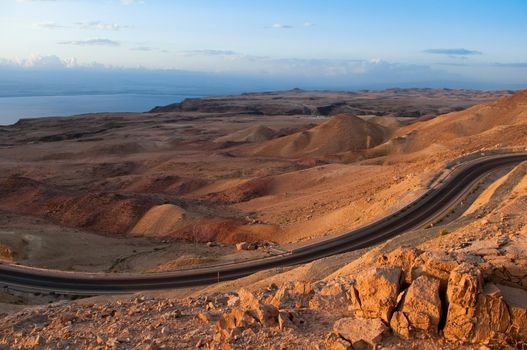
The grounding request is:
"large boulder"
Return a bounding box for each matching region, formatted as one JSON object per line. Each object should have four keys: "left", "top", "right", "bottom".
{"left": 351, "top": 266, "right": 402, "bottom": 322}
{"left": 197, "top": 311, "right": 222, "bottom": 323}
{"left": 443, "top": 263, "right": 483, "bottom": 342}
{"left": 498, "top": 284, "right": 527, "bottom": 341}
{"left": 333, "top": 317, "right": 390, "bottom": 350}
{"left": 377, "top": 246, "right": 422, "bottom": 284}
{"left": 237, "top": 288, "right": 261, "bottom": 309}
{"left": 411, "top": 251, "right": 458, "bottom": 289}
{"left": 397, "top": 275, "right": 442, "bottom": 336}
{"left": 471, "top": 283, "right": 511, "bottom": 344}
{"left": 443, "top": 263, "right": 527, "bottom": 346}
{"left": 390, "top": 311, "right": 410, "bottom": 338}
{"left": 216, "top": 308, "right": 259, "bottom": 331}
{"left": 277, "top": 309, "right": 303, "bottom": 330}
{"left": 267, "top": 281, "right": 314, "bottom": 309}
{"left": 237, "top": 288, "right": 278, "bottom": 327}
{"left": 309, "top": 280, "right": 350, "bottom": 311}
{"left": 483, "top": 256, "right": 527, "bottom": 290}
{"left": 215, "top": 308, "right": 260, "bottom": 342}
{"left": 235, "top": 241, "right": 257, "bottom": 251}
{"left": 324, "top": 333, "right": 353, "bottom": 350}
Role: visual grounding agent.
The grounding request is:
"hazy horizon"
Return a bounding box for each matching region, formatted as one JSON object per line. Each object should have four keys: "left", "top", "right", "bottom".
{"left": 1, "top": 0, "right": 526, "bottom": 92}
{"left": 1, "top": 0, "right": 526, "bottom": 124}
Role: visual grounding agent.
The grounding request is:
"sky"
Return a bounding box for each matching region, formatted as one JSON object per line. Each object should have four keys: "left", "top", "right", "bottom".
{"left": 0, "top": 0, "right": 526, "bottom": 89}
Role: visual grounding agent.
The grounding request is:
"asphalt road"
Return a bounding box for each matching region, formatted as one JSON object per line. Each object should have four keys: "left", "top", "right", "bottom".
{"left": 1, "top": 152, "right": 526, "bottom": 294}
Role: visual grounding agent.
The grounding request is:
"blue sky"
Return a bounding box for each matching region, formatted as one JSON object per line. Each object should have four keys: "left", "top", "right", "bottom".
{"left": 1, "top": 0, "right": 526, "bottom": 88}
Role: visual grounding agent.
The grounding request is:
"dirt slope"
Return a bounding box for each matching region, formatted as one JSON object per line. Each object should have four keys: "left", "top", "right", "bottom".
{"left": 387, "top": 89, "right": 527, "bottom": 154}
{"left": 214, "top": 125, "right": 275, "bottom": 143}
{"left": 130, "top": 204, "right": 188, "bottom": 236}
{"left": 245, "top": 114, "right": 388, "bottom": 158}
{"left": 0, "top": 176, "right": 162, "bottom": 235}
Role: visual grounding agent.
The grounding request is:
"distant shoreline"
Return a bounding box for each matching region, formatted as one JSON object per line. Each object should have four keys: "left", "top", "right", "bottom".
{"left": 0, "top": 93, "right": 202, "bottom": 126}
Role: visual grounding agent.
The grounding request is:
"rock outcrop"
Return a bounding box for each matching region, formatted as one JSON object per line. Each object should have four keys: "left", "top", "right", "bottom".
{"left": 309, "top": 280, "right": 350, "bottom": 311}
{"left": 237, "top": 288, "right": 279, "bottom": 327}
{"left": 443, "top": 263, "right": 483, "bottom": 342}
{"left": 411, "top": 251, "right": 459, "bottom": 288}
{"left": 377, "top": 246, "right": 422, "bottom": 285}
{"left": 332, "top": 317, "right": 390, "bottom": 350}
{"left": 399, "top": 275, "right": 442, "bottom": 336}
{"left": 351, "top": 266, "right": 402, "bottom": 322}
{"left": 267, "top": 281, "right": 315, "bottom": 309}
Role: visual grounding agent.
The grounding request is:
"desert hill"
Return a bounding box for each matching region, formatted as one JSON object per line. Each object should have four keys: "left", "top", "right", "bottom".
{"left": 366, "top": 115, "right": 404, "bottom": 130}
{"left": 130, "top": 204, "right": 188, "bottom": 236}
{"left": 383, "top": 89, "right": 527, "bottom": 154}
{"left": 214, "top": 125, "right": 275, "bottom": 143}
{"left": 244, "top": 114, "right": 387, "bottom": 158}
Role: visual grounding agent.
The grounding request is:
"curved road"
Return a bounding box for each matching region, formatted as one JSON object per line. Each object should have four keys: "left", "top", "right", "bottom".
{"left": 1, "top": 152, "right": 526, "bottom": 294}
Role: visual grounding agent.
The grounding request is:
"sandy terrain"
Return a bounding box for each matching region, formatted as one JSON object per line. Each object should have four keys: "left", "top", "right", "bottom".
{"left": 2, "top": 160, "right": 526, "bottom": 349}
{"left": 0, "top": 88, "right": 525, "bottom": 276}
{"left": 1, "top": 89, "right": 527, "bottom": 349}
{"left": 0, "top": 210, "right": 268, "bottom": 273}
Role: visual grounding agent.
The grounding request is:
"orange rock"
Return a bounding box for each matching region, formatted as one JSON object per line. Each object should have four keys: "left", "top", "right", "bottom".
{"left": 352, "top": 266, "right": 402, "bottom": 322}
{"left": 390, "top": 311, "right": 410, "bottom": 338}
{"left": 333, "top": 317, "right": 389, "bottom": 349}
{"left": 377, "top": 246, "right": 422, "bottom": 284}
{"left": 237, "top": 288, "right": 279, "bottom": 327}
{"left": 400, "top": 275, "right": 442, "bottom": 335}
{"left": 443, "top": 263, "right": 483, "bottom": 342}
{"left": 309, "top": 281, "right": 349, "bottom": 311}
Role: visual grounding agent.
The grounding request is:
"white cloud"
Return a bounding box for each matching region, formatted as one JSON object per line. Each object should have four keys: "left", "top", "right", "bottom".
{"left": 423, "top": 48, "right": 482, "bottom": 56}
{"left": 34, "top": 21, "right": 64, "bottom": 29}
{"left": 120, "top": 0, "right": 144, "bottom": 5}
{"left": 180, "top": 49, "right": 239, "bottom": 57}
{"left": 0, "top": 53, "right": 457, "bottom": 85}
{"left": 22, "top": 55, "right": 65, "bottom": 68}
{"left": 33, "top": 20, "right": 129, "bottom": 31}
{"left": 271, "top": 23, "right": 293, "bottom": 29}
{"left": 303, "top": 21, "right": 315, "bottom": 27}
{"left": 131, "top": 46, "right": 154, "bottom": 51}
{"left": 76, "top": 21, "right": 129, "bottom": 31}
{"left": 130, "top": 46, "right": 168, "bottom": 53}
{"left": 7, "top": 55, "right": 75, "bottom": 69}
{"left": 58, "top": 38, "right": 120, "bottom": 46}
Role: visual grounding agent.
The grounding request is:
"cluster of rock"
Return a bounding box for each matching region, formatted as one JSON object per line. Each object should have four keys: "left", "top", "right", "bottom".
{"left": 197, "top": 286, "right": 309, "bottom": 350}
{"left": 198, "top": 245, "right": 527, "bottom": 349}
{"left": 1, "top": 242, "right": 525, "bottom": 349}
{"left": 235, "top": 240, "right": 277, "bottom": 251}
{"left": 339, "top": 245, "right": 526, "bottom": 349}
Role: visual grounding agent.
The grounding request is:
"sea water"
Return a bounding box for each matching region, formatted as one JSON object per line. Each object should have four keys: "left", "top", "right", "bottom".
{"left": 0, "top": 93, "right": 200, "bottom": 126}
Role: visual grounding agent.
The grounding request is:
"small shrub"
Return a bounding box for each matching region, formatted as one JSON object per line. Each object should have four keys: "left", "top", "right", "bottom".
{"left": 437, "top": 228, "right": 450, "bottom": 237}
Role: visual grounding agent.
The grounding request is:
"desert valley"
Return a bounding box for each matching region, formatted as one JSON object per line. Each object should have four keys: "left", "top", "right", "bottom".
{"left": 0, "top": 87, "right": 527, "bottom": 349}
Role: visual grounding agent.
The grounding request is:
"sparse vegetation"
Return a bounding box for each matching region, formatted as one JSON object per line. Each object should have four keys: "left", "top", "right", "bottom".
{"left": 437, "top": 228, "right": 450, "bottom": 237}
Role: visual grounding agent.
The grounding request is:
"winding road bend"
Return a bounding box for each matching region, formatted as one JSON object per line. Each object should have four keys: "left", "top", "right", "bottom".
{"left": 1, "top": 152, "right": 527, "bottom": 294}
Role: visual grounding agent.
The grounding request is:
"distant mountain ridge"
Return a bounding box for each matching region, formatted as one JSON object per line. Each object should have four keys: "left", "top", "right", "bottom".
{"left": 150, "top": 88, "right": 512, "bottom": 118}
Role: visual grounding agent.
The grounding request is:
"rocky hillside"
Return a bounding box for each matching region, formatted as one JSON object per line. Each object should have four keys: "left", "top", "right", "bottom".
{"left": 2, "top": 238, "right": 525, "bottom": 349}
{"left": 2, "top": 159, "right": 527, "bottom": 349}
{"left": 150, "top": 88, "right": 510, "bottom": 118}
{"left": 381, "top": 90, "right": 527, "bottom": 155}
